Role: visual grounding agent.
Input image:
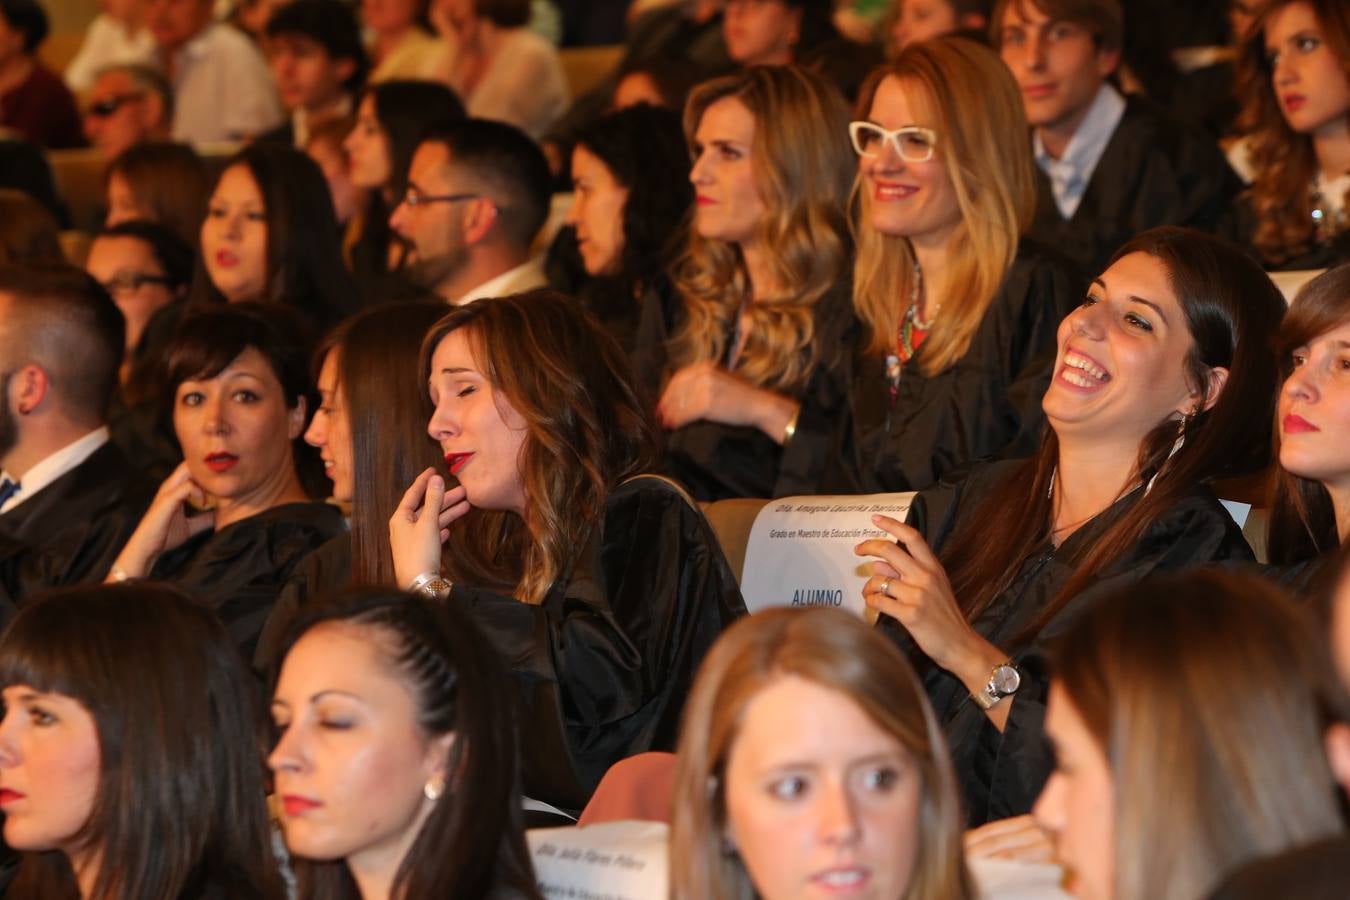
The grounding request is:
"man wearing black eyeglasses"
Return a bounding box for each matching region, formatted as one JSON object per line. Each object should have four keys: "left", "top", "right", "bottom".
{"left": 82, "top": 64, "right": 172, "bottom": 161}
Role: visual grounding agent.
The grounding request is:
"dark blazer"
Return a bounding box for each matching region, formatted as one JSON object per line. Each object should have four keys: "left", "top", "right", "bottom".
{"left": 1030, "top": 94, "right": 1242, "bottom": 277}
{"left": 0, "top": 440, "right": 153, "bottom": 615}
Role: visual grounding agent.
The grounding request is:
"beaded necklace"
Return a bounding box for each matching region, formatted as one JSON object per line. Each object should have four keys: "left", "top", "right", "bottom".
{"left": 885, "top": 260, "right": 937, "bottom": 407}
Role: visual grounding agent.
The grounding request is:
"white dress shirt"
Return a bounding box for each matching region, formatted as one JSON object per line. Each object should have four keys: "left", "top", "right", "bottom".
{"left": 168, "top": 23, "right": 284, "bottom": 144}
{"left": 0, "top": 427, "right": 110, "bottom": 516}
{"left": 453, "top": 257, "right": 548, "bottom": 306}
{"left": 1034, "top": 83, "right": 1127, "bottom": 221}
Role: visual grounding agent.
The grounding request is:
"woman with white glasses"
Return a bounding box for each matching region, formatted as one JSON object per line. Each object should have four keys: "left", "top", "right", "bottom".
{"left": 825, "top": 37, "right": 1081, "bottom": 493}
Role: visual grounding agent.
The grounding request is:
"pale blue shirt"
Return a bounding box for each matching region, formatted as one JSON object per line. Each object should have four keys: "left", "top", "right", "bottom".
{"left": 1034, "top": 82, "right": 1127, "bottom": 221}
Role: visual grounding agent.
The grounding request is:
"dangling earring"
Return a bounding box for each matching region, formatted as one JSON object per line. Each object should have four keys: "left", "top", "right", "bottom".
{"left": 1144, "top": 412, "right": 1191, "bottom": 496}
{"left": 424, "top": 774, "right": 446, "bottom": 802}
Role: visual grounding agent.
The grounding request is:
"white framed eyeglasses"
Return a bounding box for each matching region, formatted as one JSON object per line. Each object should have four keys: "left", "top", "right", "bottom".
{"left": 848, "top": 121, "right": 938, "bottom": 163}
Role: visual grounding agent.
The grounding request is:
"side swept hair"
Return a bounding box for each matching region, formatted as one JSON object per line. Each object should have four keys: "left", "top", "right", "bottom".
{"left": 1268, "top": 264, "right": 1350, "bottom": 564}
{"left": 420, "top": 289, "right": 659, "bottom": 603}
{"left": 0, "top": 263, "right": 124, "bottom": 423}
{"left": 989, "top": 0, "right": 1123, "bottom": 51}
{"left": 0, "top": 584, "right": 284, "bottom": 899}
{"left": 416, "top": 118, "right": 553, "bottom": 250}
{"left": 276, "top": 590, "right": 541, "bottom": 900}
{"left": 105, "top": 142, "right": 209, "bottom": 248}
{"left": 851, "top": 38, "right": 1035, "bottom": 371}
{"left": 670, "top": 607, "right": 975, "bottom": 900}
{"left": 670, "top": 65, "right": 854, "bottom": 393}
{"left": 1051, "top": 570, "right": 1347, "bottom": 900}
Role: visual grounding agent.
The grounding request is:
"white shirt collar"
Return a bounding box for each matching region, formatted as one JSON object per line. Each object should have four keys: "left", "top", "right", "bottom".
{"left": 1033, "top": 82, "right": 1127, "bottom": 219}
{"left": 453, "top": 258, "right": 544, "bottom": 306}
{"left": 0, "top": 427, "right": 110, "bottom": 515}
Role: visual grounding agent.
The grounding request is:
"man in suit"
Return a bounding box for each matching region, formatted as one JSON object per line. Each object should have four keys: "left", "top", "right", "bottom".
{"left": 0, "top": 264, "right": 153, "bottom": 611}
{"left": 389, "top": 119, "right": 552, "bottom": 305}
{"left": 259, "top": 0, "right": 367, "bottom": 149}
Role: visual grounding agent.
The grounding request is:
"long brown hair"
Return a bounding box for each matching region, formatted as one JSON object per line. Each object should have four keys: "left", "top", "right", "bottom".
{"left": 0, "top": 584, "right": 284, "bottom": 900}
{"left": 315, "top": 303, "right": 447, "bottom": 585}
{"left": 851, "top": 38, "right": 1036, "bottom": 372}
{"left": 670, "top": 65, "right": 854, "bottom": 394}
{"left": 670, "top": 607, "right": 975, "bottom": 900}
{"left": 1237, "top": 0, "right": 1350, "bottom": 266}
{"left": 1268, "top": 264, "right": 1350, "bottom": 565}
{"left": 105, "top": 142, "right": 209, "bottom": 248}
{"left": 419, "top": 290, "right": 659, "bottom": 604}
{"left": 1051, "top": 569, "right": 1347, "bottom": 900}
{"left": 942, "top": 228, "right": 1284, "bottom": 642}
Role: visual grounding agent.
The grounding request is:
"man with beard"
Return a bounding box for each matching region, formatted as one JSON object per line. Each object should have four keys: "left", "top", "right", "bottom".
{"left": 0, "top": 265, "right": 152, "bottom": 617}
{"left": 389, "top": 118, "right": 551, "bottom": 305}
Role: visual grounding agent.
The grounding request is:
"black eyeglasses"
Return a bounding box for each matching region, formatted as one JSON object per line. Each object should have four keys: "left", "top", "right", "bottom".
{"left": 100, "top": 272, "right": 175, "bottom": 294}
{"left": 402, "top": 186, "right": 481, "bottom": 208}
{"left": 86, "top": 93, "right": 146, "bottom": 118}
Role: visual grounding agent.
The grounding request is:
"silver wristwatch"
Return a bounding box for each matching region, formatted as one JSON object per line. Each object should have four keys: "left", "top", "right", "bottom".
{"left": 406, "top": 571, "right": 453, "bottom": 600}
{"left": 970, "top": 661, "right": 1021, "bottom": 710}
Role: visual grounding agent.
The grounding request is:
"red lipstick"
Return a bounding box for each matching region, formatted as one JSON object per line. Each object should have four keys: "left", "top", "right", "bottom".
{"left": 1282, "top": 94, "right": 1306, "bottom": 112}
{"left": 0, "top": 788, "right": 24, "bottom": 805}
{"left": 444, "top": 452, "right": 474, "bottom": 475}
{"left": 205, "top": 452, "right": 238, "bottom": 473}
{"left": 281, "top": 795, "right": 322, "bottom": 817}
{"left": 215, "top": 250, "right": 238, "bottom": 268}
{"left": 696, "top": 195, "right": 716, "bottom": 206}
{"left": 1283, "top": 413, "right": 1319, "bottom": 434}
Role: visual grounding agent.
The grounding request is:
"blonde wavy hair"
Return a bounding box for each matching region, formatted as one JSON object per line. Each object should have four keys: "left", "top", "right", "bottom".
{"left": 670, "top": 66, "right": 854, "bottom": 394}
{"left": 670, "top": 608, "right": 975, "bottom": 900}
{"left": 851, "top": 37, "right": 1036, "bottom": 372}
{"left": 1237, "top": 0, "right": 1350, "bottom": 266}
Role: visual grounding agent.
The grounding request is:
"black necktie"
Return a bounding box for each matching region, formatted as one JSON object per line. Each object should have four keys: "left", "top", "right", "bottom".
{"left": 0, "top": 479, "right": 21, "bottom": 508}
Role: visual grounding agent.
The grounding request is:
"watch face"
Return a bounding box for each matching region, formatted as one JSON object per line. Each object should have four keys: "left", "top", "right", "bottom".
{"left": 991, "top": 665, "right": 1021, "bottom": 695}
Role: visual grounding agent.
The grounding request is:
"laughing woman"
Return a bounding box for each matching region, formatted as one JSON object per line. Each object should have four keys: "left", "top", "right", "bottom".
{"left": 390, "top": 290, "right": 745, "bottom": 812}
{"left": 855, "top": 227, "right": 1285, "bottom": 824}
{"left": 106, "top": 304, "right": 345, "bottom": 658}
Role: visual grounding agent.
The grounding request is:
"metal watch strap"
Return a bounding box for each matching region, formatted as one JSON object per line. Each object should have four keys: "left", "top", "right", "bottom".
{"left": 406, "top": 571, "right": 452, "bottom": 600}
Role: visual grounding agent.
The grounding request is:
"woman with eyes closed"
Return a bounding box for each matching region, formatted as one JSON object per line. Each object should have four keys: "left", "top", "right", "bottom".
{"left": 1264, "top": 264, "right": 1350, "bottom": 590}
{"left": 191, "top": 142, "right": 359, "bottom": 333}
{"left": 854, "top": 227, "right": 1285, "bottom": 829}
{"left": 105, "top": 304, "right": 345, "bottom": 659}
{"left": 389, "top": 289, "right": 745, "bottom": 813}
{"left": 0, "top": 583, "right": 284, "bottom": 900}
{"left": 825, "top": 37, "right": 1080, "bottom": 494}
{"left": 269, "top": 590, "right": 541, "bottom": 900}
{"left": 670, "top": 607, "right": 974, "bottom": 900}
{"left": 1234, "top": 0, "right": 1350, "bottom": 270}
{"left": 637, "top": 64, "right": 859, "bottom": 501}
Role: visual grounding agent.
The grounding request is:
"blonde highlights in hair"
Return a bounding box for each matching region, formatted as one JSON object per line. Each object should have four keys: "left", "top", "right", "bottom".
{"left": 851, "top": 38, "right": 1035, "bottom": 372}
{"left": 670, "top": 66, "right": 855, "bottom": 393}
{"left": 669, "top": 608, "right": 974, "bottom": 900}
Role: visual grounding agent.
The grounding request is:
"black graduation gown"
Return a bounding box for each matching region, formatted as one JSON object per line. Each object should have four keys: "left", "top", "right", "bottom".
{"left": 150, "top": 501, "right": 346, "bottom": 660}
{"left": 0, "top": 441, "right": 153, "bottom": 615}
{"left": 451, "top": 476, "right": 746, "bottom": 813}
{"left": 1204, "top": 836, "right": 1350, "bottom": 900}
{"left": 636, "top": 277, "right": 859, "bottom": 501}
{"left": 1029, "top": 95, "right": 1243, "bottom": 278}
{"left": 885, "top": 458, "right": 1254, "bottom": 824}
{"left": 825, "top": 241, "right": 1081, "bottom": 494}
{"left": 253, "top": 531, "right": 353, "bottom": 672}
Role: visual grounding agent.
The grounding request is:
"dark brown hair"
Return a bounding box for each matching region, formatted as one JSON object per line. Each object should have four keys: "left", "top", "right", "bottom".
{"left": 105, "top": 142, "right": 209, "bottom": 248}
{"left": 942, "top": 227, "right": 1284, "bottom": 644}
{"left": 0, "top": 188, "right": 62, "bottom": 265}
{"left": 0, "top": 584, "right": 284, "bottom": 899}
{"left": 1237, "top": 0, "right": 1350, "bottom": 266}
{"left": 1051, "top": 569, "right": 1347, "bottom": 900}
{"left": 474, "top": 0, "right": 530, "bottom": 27}
{"left": 420, "top": 289, "right": 659, "bottom": 603}
{"left": 1268, "top": 264, "right": 1350, "bottom": 564}
{"left": 990, "top": 0, "right": 1123, "bottom": 50}
{"left": 277, "top": 590, "right": 541, "bottom": 900}
{"left": 314, "top": 303, "right": 446, "bottom": 585}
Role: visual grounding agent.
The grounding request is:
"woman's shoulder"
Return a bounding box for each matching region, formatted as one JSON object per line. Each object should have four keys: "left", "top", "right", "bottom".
{"left": 1131, "top": 483, "right": 1253, "bottom": 564}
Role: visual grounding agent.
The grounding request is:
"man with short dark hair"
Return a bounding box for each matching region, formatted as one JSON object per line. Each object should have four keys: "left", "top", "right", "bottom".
{"left": 260, "top": 0, "right": 367, "bottom": 148}
{"left": 83, "top": 63, "right": 173, "bottom": 161}
{"left": 993, "top": 0, "right": 1240, "bottom": 275}
{"left": 389, "top": 118, "right": 552, "bottom": 304}
{"left": 0, "top": 265, "right": 153, "bottom": 610}
{"left": 147, "top": 0, "right": 283, "bottom": 142}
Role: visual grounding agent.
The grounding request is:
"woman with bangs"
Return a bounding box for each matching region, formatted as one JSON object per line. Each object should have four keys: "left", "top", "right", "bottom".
{"left": 1266, "top": 264, "right": 1350, "bottom": 589}
{"left": 638, "top": 64, "right": 858, "bottom": 501}
{"left": 388, "top": 289, "right": 745, "bottom": 814}
{"left": 0, "top": 583, "right": 283, "bottom": 899}
{"left": 854, "top": 227, "right": 1284, "bottom": 828}
{"left": 830, "top": 37, "right": 1080, "bottom": 493}
{"left": 1234, "top": 0, "right": 1350, "bottom": 270}
{"left": 670, "top": 607, "right": 975, "bottom": 900}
